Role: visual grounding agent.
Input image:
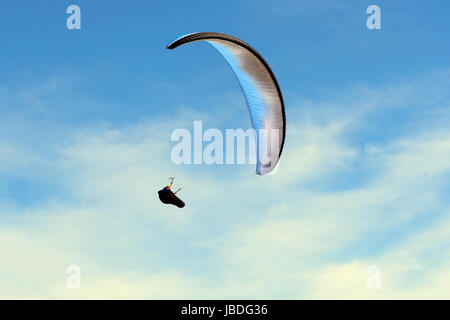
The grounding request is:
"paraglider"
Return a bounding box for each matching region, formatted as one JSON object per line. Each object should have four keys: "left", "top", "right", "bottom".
{"left": 167, "top": 32, "right": 286, "bottom": 175}
{"left": 158, "top": 177, "right": 185, "bottom": 208}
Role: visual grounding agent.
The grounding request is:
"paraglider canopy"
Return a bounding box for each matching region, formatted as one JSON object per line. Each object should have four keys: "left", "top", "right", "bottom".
{"left": 167, "top": 32, "right": 286, "bottom": 175}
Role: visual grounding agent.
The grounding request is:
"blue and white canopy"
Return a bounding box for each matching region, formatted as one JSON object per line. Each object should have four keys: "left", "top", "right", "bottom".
{"left": 167, "top": 32, "right": 286, "bottom": 175}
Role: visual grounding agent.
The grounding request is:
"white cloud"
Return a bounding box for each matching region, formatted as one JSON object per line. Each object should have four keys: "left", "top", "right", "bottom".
{"left": 0, "top": 69, "right": 449, "bottom": 298}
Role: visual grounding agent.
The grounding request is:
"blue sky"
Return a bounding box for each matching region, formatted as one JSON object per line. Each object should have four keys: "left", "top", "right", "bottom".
{"left": 0, "top": 0, "right": 449, "bottom": 298}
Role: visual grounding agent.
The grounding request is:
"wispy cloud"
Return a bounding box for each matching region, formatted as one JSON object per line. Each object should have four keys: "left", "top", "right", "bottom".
{"left": 0, "top": 68, "right": 449, "bottom": 299}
